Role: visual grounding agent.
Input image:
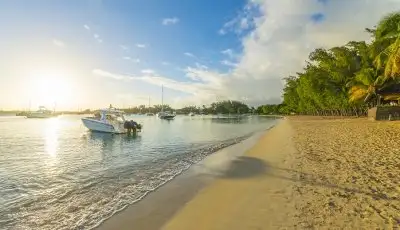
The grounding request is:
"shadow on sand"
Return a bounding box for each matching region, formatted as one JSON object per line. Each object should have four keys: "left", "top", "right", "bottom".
{"left": 218, "top": 156, "right": 269, "bottom": 179}
{"left": 266, "top": 167, "right": 399, "bottom": 201}
{"left": 217, "top": 156, "right": 397, "bottom": 201}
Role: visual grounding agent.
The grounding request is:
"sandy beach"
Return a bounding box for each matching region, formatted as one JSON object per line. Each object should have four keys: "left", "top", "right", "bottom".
{"left": 290, "top": 117, "right": 400, "bottom": 228}
{"left": 162, "top": 117, "right": 400, "bottom": 229}
{"left": 99, "top": 117, "right": 400, "bottom": 229}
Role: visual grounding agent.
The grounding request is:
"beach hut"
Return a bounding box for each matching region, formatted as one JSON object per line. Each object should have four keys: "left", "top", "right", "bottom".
{"left": 368, "top": 84, "right": 400, "bottom": 120}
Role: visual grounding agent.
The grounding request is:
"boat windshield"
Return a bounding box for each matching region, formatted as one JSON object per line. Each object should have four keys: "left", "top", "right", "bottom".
{"left": 98, "top": 109, "right": 125, "bottom": 122}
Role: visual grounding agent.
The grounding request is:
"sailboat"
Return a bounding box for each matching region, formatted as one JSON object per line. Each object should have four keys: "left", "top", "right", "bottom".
{"left": 157, "top": 85, "right": 176, "bottom": 120}
{"left": 146, "top": 96, "right": 154, "bottom": 116}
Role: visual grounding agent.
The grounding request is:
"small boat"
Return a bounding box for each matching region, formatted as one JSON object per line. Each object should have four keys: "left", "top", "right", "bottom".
{"left": 158, "top": 85, "right": 176, "bottom": 120}
{"left": 26, "top": 106, "right": 58, "bottom": 118}
{"left": 146, "top": 97, "right": 154, "bottom": 116}
{"left": 158, "top": 111, "right": 176, "bottom": 120}
{"left": 188, "top": 112, "right": 195, "bottom": 117}
{"left": 81, "top": 107, "right": 142, "bottom": 134}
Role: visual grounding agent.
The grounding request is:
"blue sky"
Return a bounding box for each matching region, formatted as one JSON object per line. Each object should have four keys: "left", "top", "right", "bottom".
{"left": 0, "top": 0, "right": 398, "bottom": 110}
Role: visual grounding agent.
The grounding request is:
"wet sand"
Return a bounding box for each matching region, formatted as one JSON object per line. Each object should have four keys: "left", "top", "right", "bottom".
{"left": 100, "top": 117, "right": 400, "bottom": 229}
{"left": 97, "top": 129, "right": 267, "bottom": 230}
{"left": 163, "top": 117, "right": 400, "bottom": 229}
{"left": 162, "top": 118, "right": 297, "bottom": 230}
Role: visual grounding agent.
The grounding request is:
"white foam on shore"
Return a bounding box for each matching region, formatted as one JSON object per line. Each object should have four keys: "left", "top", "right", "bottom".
{"left": 91, "top": 124, "right": 277, "bottom": 230}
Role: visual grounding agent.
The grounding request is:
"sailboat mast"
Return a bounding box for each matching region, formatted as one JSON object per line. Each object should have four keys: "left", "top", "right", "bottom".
{"left": 148, "top": 96, "right": 150, "bottom": 113}
{"left": 161, "top": 85, "right": 164, "bottom": 112}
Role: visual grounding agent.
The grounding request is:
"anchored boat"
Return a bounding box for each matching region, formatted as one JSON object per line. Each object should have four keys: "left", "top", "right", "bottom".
{"left": 26, "top": 106, "right": 58, "bottom": 118}
{"left": 81, "top": 107, "right": 142, "bottom": 134}
{"left": 158, "top": 85, "right": 176, "bottom": 120}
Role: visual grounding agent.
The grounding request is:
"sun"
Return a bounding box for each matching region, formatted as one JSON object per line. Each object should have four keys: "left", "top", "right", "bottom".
{"left": 31, "top": 71, "right": 72, "bottom": 107}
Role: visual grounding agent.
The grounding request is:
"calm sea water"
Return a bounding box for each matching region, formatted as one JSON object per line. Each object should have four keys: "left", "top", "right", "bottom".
{"left": 0, "top": 115, "right": 277, "bottom": 229}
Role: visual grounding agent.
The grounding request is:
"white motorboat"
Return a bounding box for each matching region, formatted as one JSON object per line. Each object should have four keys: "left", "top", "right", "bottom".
{"left": 188, "top": 112, "right": 195, "bottom": 116}
{"left": 26, "top": 106, "right": 57, "bottom": 118}
{"left": 81, "top": 107, "right": 142, "bottom": 134}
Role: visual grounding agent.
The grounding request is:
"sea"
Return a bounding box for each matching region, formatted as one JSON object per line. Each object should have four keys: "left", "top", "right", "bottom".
{"left": 0, "top": 114, "right": 278, "bottom": 229}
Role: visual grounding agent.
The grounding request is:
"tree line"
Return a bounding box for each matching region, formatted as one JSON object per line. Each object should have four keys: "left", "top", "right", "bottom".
{"left": 258, "top": 12, "right": 400, "bottom": 116}
{"left": 119, "top": 100, "right": 253, "bottom": 115}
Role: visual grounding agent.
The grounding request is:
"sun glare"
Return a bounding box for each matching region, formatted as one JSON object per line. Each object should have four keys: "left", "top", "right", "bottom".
{"left": 31, "top": 71, "right": 72, "bottom": 107}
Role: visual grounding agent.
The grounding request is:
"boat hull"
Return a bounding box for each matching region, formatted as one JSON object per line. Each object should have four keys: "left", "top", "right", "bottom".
{"left": 158, "top": 115, "right": 175, "bottom": 120}
{"left": 81, "top": 118, "right": 125, "bottom": 134}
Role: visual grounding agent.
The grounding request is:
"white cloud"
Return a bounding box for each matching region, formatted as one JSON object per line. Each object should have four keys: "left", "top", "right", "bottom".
{"left": 195, "top": 63, "right": 208, "bottom": 70}
{"left": 93, "top": 34, "right": 102, "bottom": 43}
{"left": 184, "top": 52, "right": 196, "bottom": 58}
{"left": 123, "top": 56, "right": 140, "bottom": 63}
{"left": 221, "top": 60, "right": 238, "bottom": 67}
{"left": 84, "top": 26, "right": 103, "bottom": 43}
{"left": 136, "top": 44, "right": 146, "bottom": 48}
{"left": 93, "top": 69, "right": 130, "bottom": 81}
{"left": 52, "top": 39, "right": 65, "bottom": 47}
{"left": 219, "top": 2, "right": 258, "bottom": 35}
{"left": 221, "top": 49, "right": 234, "bottom": 58}
{"left": 141, "top": 69, "right": 155, "bottom": 75}
{"left": 215, "top": 0, "right": 400, "bottom": 104}
{"left": 218, "top": 29, "right": 227, "bottom": 35}
{"left": 162, "top": 17, "right": 179, "bottom": 25}
{"left": 93, "top": 69, "right": 218, "bottom": 100}
{"left": 120, "top": 45, "right": 129, "bottom": 51}
{"left": 95, "top": 0, "right": 400, "bottom": 107}
{"left": 162, "top": 61, "right": 170, "bottom": 65}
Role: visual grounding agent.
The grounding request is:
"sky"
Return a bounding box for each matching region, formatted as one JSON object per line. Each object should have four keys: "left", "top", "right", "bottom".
{"left": 0, "top": 0, "right": 399, "bottom": 110}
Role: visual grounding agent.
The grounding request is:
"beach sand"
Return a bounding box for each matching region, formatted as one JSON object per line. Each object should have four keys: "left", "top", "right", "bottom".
{"left": 290, "top": 117, "right": 400, "bottom": 228}
{"left": 99, "top": 117, "right": 400, "bottom": 229}
{"left": 162, "top": 117, "right": 400, "bottom": 229}
{"left": 162, "top": 119, "right": 298, "bottom": 230}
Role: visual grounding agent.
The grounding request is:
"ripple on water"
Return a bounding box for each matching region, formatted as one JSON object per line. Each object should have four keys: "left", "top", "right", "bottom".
{"left": 0, "top": 115, "right": 277, "bottom": 229}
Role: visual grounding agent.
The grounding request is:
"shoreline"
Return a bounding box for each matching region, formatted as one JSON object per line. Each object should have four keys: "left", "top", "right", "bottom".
{"left": 163, "top": 116, "right": 399, "bottom": 229}
{"left": 97, "top": 124, "right": 276, "bottom": 230}
{"left": 98, "top": 116, "right": 400, "bottom": 229}
{"left": 162, "top": 118, "right": 296, "bottom": 230}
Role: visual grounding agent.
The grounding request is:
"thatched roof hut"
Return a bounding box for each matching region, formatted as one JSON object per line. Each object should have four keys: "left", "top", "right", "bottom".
{"left": 368, "top": 84, "right": 400, "bottom": 120}
{"left": 377, "top": 84, "right": 400, "bottom": 101}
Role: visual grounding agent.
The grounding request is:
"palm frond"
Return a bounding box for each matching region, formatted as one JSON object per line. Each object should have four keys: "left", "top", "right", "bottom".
{"left": 349, "top": 86, "right": 369, "bottom": 102}
{"left": 375, "top": 12, "right": 400, "bottom": 40}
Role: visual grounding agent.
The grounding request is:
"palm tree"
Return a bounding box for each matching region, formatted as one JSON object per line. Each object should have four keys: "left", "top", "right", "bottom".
{"left": 348, "top": 68, "right": 386, "bottom": 103}
{"left": 373, "top": 12, "right": 400, "bottom": 79}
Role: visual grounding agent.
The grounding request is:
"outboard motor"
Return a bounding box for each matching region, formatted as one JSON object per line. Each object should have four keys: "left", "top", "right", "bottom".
{"left": 123, "top": 121, "right": 131, "bottom": 129}
{"left": 124, "top": 120, "right": 141, "bottom": 134}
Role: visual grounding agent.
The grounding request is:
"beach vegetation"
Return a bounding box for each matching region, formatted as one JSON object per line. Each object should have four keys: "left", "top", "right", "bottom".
{"left": 259, "top": 11, "right": 400, "bottom": 115}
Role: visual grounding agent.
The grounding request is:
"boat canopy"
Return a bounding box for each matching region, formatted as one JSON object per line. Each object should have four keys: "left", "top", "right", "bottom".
{"left": 99, "top": 108, "right": 125, "bottom": 122}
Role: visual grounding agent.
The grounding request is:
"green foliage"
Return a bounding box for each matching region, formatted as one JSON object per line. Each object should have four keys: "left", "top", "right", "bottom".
{"left": 121, "top": 100, "right": 249, "bottom": 115}
{"left": 122, "top": 104, "right": 173, "bottom": 114}
{"left": 209, "top": 100, "right": 249, "bottom": 114}
{"left": 279, "top": 11, "right": 400, "bottom": 114}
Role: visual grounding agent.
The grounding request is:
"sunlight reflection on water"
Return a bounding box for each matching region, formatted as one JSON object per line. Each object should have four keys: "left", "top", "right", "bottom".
{"left": 45, "top": 118, "right": 59, "bottom": 157}
{"left": 0, "top": 115, "right": 278, "bottom": 230}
